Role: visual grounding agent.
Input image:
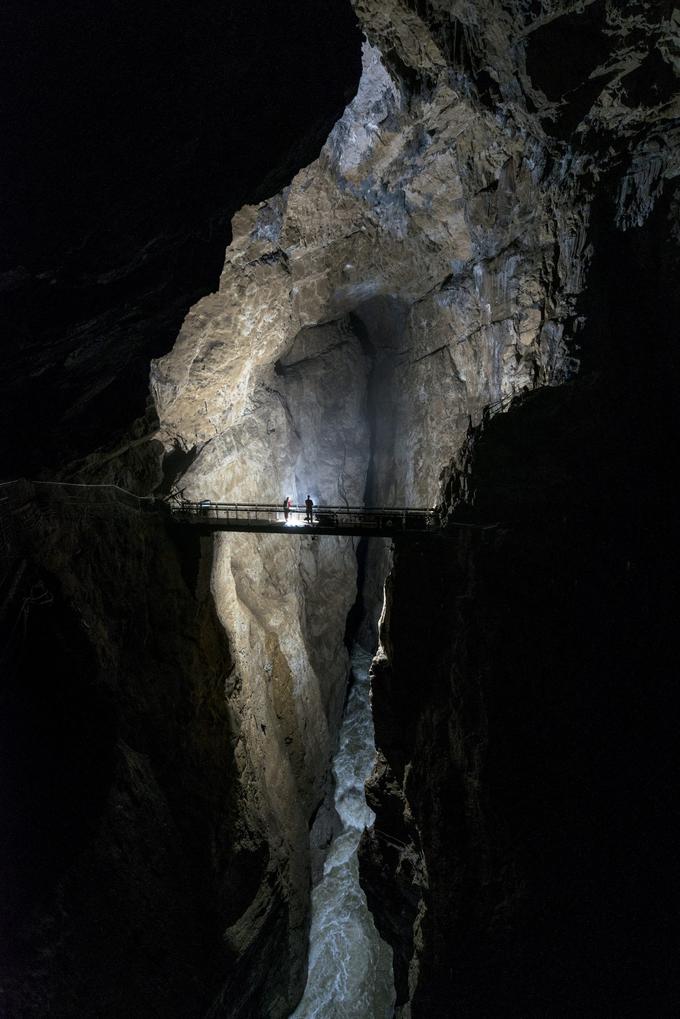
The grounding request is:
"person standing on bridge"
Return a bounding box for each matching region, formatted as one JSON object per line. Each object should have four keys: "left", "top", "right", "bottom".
{"left": 283, "top": 496, "right": 291, "bottom": 522}
{"left": 305, "top": 494, "right": 314, "bottom": 523}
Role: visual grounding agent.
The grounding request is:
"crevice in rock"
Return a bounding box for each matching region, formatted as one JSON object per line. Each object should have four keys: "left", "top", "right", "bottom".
{"left": 158, "top": 441, "right": 199, "bottom": 496}
{"left": 343, "top": 536, "right": 371, "bottom": 649}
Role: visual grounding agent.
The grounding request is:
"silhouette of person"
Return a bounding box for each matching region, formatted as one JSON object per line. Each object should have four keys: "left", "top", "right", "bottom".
{"left": 305, "top": 495, "right": 313, "bottom": 523}
{"left": 283, "top": 496, "right": 290, "bottom": 521}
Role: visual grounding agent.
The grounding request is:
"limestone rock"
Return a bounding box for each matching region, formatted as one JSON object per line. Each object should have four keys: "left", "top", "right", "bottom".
{"left": 5, "top": 0, "right": 678, "bottom": 1013}
{"left": 148, "top": 3, "right": 680, "bottom": 1004}
{"left": 351, "top": 4, "right": 680, "bottom": 1012}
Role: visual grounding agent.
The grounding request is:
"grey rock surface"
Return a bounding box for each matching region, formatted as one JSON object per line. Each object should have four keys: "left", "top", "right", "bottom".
{"left": 148, "top": 12, "right": 680, "bottom": 1004}
{"left": 2, "top": 0, "right": 679, "bottom": 1015}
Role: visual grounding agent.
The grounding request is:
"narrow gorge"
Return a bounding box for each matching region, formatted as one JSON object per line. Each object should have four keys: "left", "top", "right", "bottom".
{"left": 1, "top": 1, "right": 678, "bottom": 1017}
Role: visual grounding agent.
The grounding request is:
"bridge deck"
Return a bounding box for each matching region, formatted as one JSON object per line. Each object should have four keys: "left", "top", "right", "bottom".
{"left": 172, "top": 501, "right": 439, "bottom": 537}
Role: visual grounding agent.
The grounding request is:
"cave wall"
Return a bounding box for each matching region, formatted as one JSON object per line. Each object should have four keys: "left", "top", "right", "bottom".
{"left": 154, "top": 34, "right": 577, "bottom": 499}
{"left": 355, "top": 1, "right": 680, "bottom": 1014}
{"left": 147, "top": 30, "right": 589, "bottom": 1005}
{"left": 361, "top": 337, "right": 680, "bottom": 1014}
{"left": 2, "top": 0, "right": 679, "bottom": 1015}
{"left": 0, "top": 482, "right": 300, "bottom": 1017}
{"left": 148, "top": 5, "right": 679, "bottom": 1014}
{"left": 1, "top": 3, "right": 364, "bottom": 1015}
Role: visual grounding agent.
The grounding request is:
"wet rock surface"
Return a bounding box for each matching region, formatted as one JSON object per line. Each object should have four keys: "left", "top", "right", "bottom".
{"left": 291, "top": 647, "right": 394, "bottom": 1019}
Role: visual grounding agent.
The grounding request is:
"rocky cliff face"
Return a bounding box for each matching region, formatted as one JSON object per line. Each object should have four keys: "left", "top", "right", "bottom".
{"left": 1, "top": 482, "right": 285, "bottom": 1017}
{"left": 0, "top": 0, "right": 361, "bottom": 477}
{"left": 148, "top": 27, "right": 583, "bottom": 1006}
{"left": 354, "top": 1, "right": 680, "bottom": 1014}
{"left": 1, "top": 4, "right": 363, "bottom": 1016}
{"left": 361, "top": 348, "right": 679, "bottom": 1015}
{"left": 2, "top": 0, "right": 678, "bottom": 1015}
{"left": 151, "top": 6, "right": 679, "bottom": 1008}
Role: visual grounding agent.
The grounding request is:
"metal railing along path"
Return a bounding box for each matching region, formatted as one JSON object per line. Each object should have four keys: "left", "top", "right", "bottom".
{"left": 0, "top": 480, "right": 497, "bottom": 543}
{"left": 171, "top": 500, "right": 440, "bottom": 537}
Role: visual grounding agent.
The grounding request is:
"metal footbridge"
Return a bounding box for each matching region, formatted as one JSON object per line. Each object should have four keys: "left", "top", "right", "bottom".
{"left": 1, "top": 481, "right": 494, "bottom": 551}
{"left": 172, "top": 500, "right": 439, "bottom": 537}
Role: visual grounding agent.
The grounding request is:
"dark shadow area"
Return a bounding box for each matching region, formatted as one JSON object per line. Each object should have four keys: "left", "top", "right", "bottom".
{"left": 361, "top": 183, "right": 680, "bottom": 1015}
{"left": 0, "top": 493, "right": 286, "bottom": 1017}
{"left": 0, "top": 574, "right": 116, "bottom": 942}
{"left": 0, "top": 0, "right": 362, "bottom": 476}
{"left": 158, "top": 442, "right": 200, "bottom": 497}
{"left": 343, "top": 536, "right": 370, "bottom": 649}
{"left": 525, "top": 0, "right": 610, "bottom": 103}
{"left": 350, "top": 296, "right": 410, "bottom": 506}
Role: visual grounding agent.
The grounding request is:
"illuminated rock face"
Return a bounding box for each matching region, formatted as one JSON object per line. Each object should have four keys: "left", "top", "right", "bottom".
{"left": 151, "top": 25, "right": 581, "bottom": 757}
{"left": 1, "top": 2, "right": 677, "bottom": 1017}
{"left": 153, "top": 40, "right": 575, "bottom": 506}
{"left": 150, "top": 1, "right": 678, "bottom": 1014}
{"left": 150, "top": 22, "right": 591, "bottom": 1013}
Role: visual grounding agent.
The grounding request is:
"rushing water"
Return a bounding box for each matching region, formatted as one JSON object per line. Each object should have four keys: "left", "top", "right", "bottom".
{"left": 290, "top": 645, "right": 395, "bottom": 1019}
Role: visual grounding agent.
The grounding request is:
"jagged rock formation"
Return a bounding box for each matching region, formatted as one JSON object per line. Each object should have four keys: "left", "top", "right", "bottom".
{"left": 148, "top": 26, "right": 584, "bottom": 1009}
{"left": 151, "top": 6, "right": 679, "bottom": 1010}
{"left": 355, "top": 2, "right": 680, "bottom": 1015}
{"left": 2, "top": 0, "right": 679, "bottom": 1015}
{"left": 1, "top": 4, "right": 363, "bottom": 1017}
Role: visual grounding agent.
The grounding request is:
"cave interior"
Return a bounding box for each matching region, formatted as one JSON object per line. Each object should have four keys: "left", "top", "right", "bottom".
{"left": 1, "top": 1, "right": 679, "bottom": 1017}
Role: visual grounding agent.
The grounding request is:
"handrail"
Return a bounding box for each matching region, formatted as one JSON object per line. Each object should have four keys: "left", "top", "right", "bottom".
{"left": 0, "top": 480, "right": 495, "bottom": 540}
{"left": 175, "top": 500, "right": 435, "bottom": 515}
{"left": 170, "top": 500, "right": 441, "bottom": 536}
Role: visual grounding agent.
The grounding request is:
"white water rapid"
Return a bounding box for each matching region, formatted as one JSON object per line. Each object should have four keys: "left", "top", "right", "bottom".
{"left": 290, "top": 645, "right": 395, "bottom": 1019}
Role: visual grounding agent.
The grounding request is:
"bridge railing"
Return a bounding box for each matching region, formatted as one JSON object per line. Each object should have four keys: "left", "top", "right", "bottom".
{"left": 173, "top": 500, "right": 439, "bottom": 531}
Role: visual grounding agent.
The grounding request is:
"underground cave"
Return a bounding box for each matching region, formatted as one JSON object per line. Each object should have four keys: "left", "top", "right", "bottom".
{"left": 1, "top": 1, "right": 679, "bottom": 1017}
